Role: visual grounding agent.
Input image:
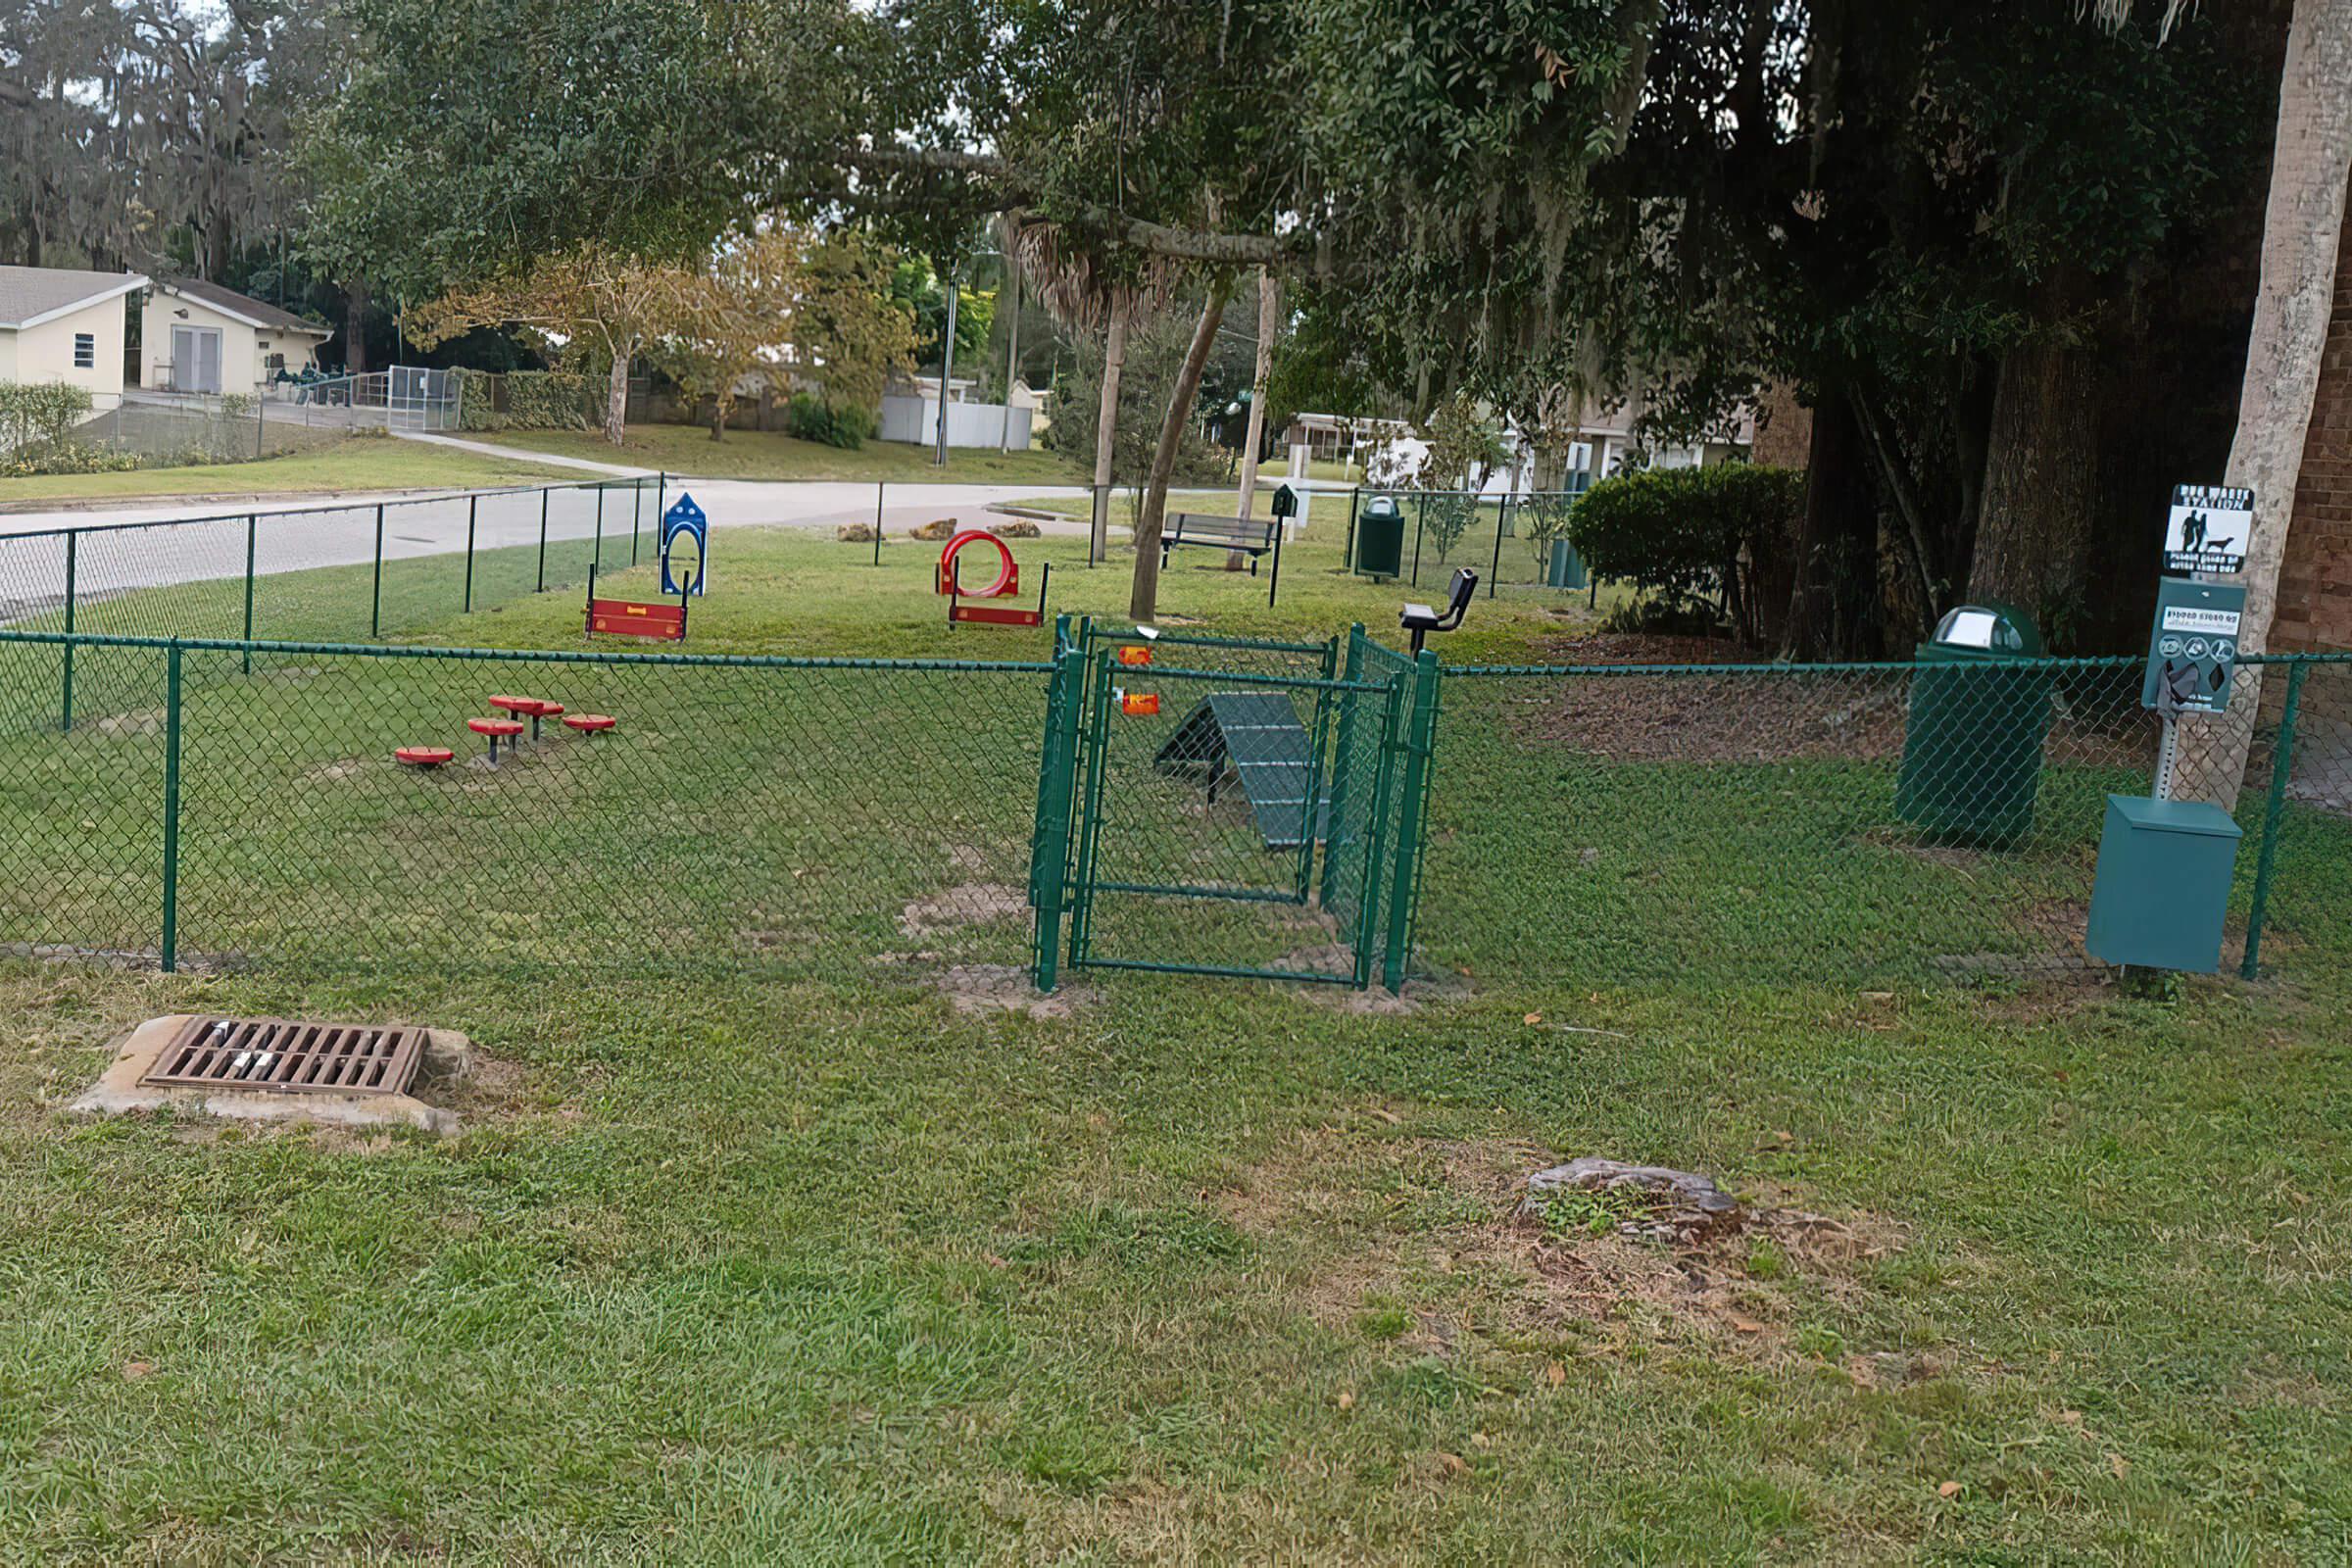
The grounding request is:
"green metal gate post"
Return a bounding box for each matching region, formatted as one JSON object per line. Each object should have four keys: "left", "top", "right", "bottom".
{"left": 463, "top": 494, "right": 477, "bottom": 612}
{"left": 1381, "top": 650, "right": 1443, "bottom": 992}
{"left": 1291, "top": 634, "right": 1342, "bottom": 902}
{"left": 1318, "top": 624, "right": 1368, "bottom": 912}
{"left": 59, "top": 530, "right": 75, "bottom": 731}
{"left": 161, "top": 641, "right": 182, "bottom": 973}
{"left": 369, "top": 504, "right": 384, "bottom": 637}
{"left": 2240, "top": 659, "right": 2309, "bottom": 979}
{"left": 1352, "top": 672, "right": 1409, "bottom": 987}
{"left": 536, "top": 488, "right": 549, "bottom": 592}
{"left": 1031, "top": 648, "right": 1088, "bottom": 991}
{"left": 1065, "top": 653, "right": 1118, "bottom": 968}
{"left": 241, "top": 514, "right": 256, "bottom": 672}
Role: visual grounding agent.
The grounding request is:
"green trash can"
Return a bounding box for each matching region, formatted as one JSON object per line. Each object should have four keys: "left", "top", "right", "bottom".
{"left": 1355, "top": 494, "right": 1405, "bottom": 580}
{"left": 1545, "top": 538, "right": 1587, "bottom": 590}
{"left": 1893, "top": 603, "right": 2053, "bottom": 848}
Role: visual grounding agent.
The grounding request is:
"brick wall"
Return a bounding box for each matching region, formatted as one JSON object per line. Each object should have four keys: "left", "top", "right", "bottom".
{"left": 2275, "top": 186, "right": 2352, "bottom": 652}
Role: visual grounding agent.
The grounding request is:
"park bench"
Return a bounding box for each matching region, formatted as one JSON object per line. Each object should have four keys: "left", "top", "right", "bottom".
{"left": 1160, "top": 512, "right": 1285, "bottom": 608}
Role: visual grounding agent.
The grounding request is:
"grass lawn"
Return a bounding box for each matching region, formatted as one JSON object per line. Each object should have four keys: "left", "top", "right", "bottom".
{"left": 0, "top": 436, "right": 568, "bottom": 507}
{"left": 0, "top": 520, "right": 2347, "bottom": 1560}
{"left": 494, "top": 423, "right": 1087, "bottom": 485}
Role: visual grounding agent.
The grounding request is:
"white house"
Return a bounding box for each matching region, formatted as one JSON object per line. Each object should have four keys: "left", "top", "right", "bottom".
{"left": 0, "top": 266, "right": 149, "bottom": 413}
{"left": 140, "top": 278, "right": 334, "bottom": 394}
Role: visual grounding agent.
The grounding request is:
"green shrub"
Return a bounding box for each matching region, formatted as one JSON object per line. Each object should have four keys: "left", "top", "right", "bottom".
{"left": 0, "top": 381, "right": 95, "bottom": 457}
{"left": 0, "top": 441, "right": 140, "bottom": 478}
{"left": 501, "top": 370, "right": 599, "bottom": 431}
{"left": 1567, "top": 463, "right": 1803, "bottom": 647}
{"left": 786, "top": 394, "right": 873, "bottom": 449}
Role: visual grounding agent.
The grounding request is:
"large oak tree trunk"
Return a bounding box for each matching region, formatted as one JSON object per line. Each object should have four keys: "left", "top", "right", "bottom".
{"left": 1129, "top": 288, "right": 1230, "bottom": 622}
{"left": 2173, "top": 0, "right": 2352, "bottom": 808}
{"left": 1780, "top": 391, "right": 1880, "bottom": 661}
{"left": 1231, "top": 268, "right": 1278, "bottom": 568}
{"left": 604, "top": 347, "right": 631, "bottom": 447}
{"left": 344, "top": 279, "right": 369, "bottom": 374}
{"left": 1090, "top": 299, "right": 1128, "bottom": 564}
{"left": 1970, "top": 334, "right": 2101, "bottom": 647}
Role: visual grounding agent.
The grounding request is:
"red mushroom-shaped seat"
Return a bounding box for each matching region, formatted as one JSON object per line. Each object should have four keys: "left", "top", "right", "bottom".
{"left": 394, "top": 746, "right": 455, "bottom": 767}
{"left": 562, "top": 713, "right": 616, "bottom": 734}
{"left": 467, "top": 716, "right": 527, "bottom": 764}
{"left": 490, "top": 694, "right": 560, "bottom": 740}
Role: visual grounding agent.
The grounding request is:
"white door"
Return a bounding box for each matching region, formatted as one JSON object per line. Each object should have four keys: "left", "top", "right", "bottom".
{"left": 172, "top": 326, "right": 222, "bottom": 393}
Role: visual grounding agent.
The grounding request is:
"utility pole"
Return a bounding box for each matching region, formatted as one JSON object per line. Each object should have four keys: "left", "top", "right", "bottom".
{"left": 1001, "top": 242, "right": 1021, "bottom": 451}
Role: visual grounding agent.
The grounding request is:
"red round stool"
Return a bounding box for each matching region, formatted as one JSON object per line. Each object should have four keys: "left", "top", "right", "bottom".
{"left": 490, "top": 694, "right": 558, "bottom": 743}
{"left": 562, "top": 713, "right": 616, "bottom": 736}
{"left": 394, "top": 746, "right": 455, "bottom": 768}
{"left": 467, "top": 716, "right": 526, "bottom": 765}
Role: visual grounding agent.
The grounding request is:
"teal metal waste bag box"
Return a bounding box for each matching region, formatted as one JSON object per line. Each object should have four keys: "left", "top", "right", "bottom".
{"left": 2085, "top": 794, "right": 2242, "bottom": 974}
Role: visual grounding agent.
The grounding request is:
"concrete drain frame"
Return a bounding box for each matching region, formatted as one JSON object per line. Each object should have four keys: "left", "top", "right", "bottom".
{"left": 74, "top": 1014, "right": 472, "bottom": 1135}
{"left": 141, "top": 1016, "right": 430, "bottom": 1097}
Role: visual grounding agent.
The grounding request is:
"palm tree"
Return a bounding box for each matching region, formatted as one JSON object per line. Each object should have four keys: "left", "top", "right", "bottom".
{"left": 1007, "top": 218, "right": 1172, "bottom": 565}
{"left": 2121, "top": 0, "right": 2352, "bottom": 806}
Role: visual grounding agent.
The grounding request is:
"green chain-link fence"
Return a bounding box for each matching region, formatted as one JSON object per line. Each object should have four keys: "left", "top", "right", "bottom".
{"left": 0, "top": 626, "right": 2345, "bottom": 990}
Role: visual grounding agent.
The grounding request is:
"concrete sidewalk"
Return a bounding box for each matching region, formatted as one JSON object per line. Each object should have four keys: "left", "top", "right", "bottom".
{"left": 392, "top": 430, "right": 653, "bottom": 476}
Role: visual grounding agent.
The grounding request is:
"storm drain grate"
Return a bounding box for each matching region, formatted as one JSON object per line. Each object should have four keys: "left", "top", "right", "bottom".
{"left": 139, "top": 1016, "right": 428, "bottom": 1097}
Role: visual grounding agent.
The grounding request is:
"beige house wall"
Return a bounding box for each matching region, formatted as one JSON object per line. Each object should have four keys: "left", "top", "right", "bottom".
{"left": 140, "top": 291, "right": 329, "bottom": 392}
{"left": 1, "top": 296, "right": 130, "bottom": 410}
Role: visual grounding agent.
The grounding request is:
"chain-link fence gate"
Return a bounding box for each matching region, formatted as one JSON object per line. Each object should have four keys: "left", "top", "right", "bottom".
{"left": 1028, "top": 620, "right": 1442, "bottom": 989}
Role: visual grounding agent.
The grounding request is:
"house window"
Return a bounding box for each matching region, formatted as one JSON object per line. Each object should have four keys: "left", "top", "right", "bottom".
{"left": 73, "top": 333, "right": 95, "bottom": 369}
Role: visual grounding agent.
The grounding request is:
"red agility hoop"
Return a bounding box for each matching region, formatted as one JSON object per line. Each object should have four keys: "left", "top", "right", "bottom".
{"left": 935, "top": 529, "right": 1019, "bottom": 599}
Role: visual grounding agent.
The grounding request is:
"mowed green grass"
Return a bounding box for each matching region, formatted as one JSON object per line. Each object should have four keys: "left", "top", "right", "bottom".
{"left": 0, "top": 520, "right": 2347, "bottom": 1560}
{"left": 492, "top": 424, "right": 1084, "bottom": 485}
{"left": 0, "top": 436, "right": 568, "bottom": 506}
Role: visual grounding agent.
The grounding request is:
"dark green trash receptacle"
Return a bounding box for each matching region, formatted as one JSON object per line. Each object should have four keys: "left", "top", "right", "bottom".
{"left": 1894, "top": 603, "right": 2053, "bottom": 848}
{"left": 1355, "top": 494, "right": 1405, "bottom": 579}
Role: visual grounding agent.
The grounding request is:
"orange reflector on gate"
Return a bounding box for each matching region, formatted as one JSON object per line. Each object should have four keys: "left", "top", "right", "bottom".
{"left": 1117, "top": 645, "right": 1153, "bottom": 666}
{"left": 1120, "top": 691, "right": 1160, "bottom": 716}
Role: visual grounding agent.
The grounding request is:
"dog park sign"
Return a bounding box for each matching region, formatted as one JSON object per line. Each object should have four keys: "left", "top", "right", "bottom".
{"left": 2161, "top": 484, "right": 2253, "bottom": 576}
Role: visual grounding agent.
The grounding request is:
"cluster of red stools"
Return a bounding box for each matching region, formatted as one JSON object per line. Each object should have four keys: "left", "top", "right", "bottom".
{"left": 394, "top": 694, "right": 617, "bottom": 770}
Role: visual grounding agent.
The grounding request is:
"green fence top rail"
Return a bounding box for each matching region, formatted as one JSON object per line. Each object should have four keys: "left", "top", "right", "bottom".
{"left": 1128, "top": 661, "right": 1390, "bottom": 696}
{"left": 1443, "top": 653, "right": 2149, "bottom": 679}
{"left": 0, "top": 629, "right": 1055, "bottom": 677}
{"left": 1084, "top": 624, "right": 1334, "bottom": 657}
{"left": 0, "top": 473, "right": 653, "bottom": 545}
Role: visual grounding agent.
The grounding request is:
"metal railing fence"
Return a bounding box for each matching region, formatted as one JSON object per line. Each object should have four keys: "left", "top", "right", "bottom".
{"left": 0, "top": 627, "right": 2343, "bottom": 990}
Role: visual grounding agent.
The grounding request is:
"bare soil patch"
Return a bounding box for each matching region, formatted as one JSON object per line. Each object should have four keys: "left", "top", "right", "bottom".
{"left": 929, "top": 962, "right": 1092, "bottom": 1017}
{"left": 899, "top": 881, "right": 1027, "bottom": 939}
{"left": 1222, "top": 1127, "right": 1902, "bottom": 1361}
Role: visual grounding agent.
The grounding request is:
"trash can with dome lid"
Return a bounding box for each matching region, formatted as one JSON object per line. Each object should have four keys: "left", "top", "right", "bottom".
{"left": 1893, "top": 603, "right": 2055, "bottom": 848}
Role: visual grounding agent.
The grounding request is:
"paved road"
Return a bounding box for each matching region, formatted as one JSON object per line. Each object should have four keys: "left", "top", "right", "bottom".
{"left": 0, "top": 469, "right": 1097, "bottom": 611}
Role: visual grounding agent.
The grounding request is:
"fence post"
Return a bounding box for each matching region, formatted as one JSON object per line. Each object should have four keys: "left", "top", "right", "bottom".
{"left": 656, "top": 470, "right": 667, "bottom": 524}
{"left": 1409, "top": 494, "right": 1427, "bottom": 587}
{"left": 593, "top": 485, "right": 605, "bottom": 575}
{"left": 370, "top": 503, "right": 385, "bottom": 637}
{"left": 632, "top": 480, "right": 643, "bottom": 566}
{"left": 1344, "top": 488, "right": 1362, "bottom": 571}
{"left": 464, "top": 494, "right": 478, "bottom": 612}
{"left": 1381, "top": 650, "right": 1443, "bottom": 992}
{"left": 241, "top": 514, "right": 257, "bottom": 671}
{"left": 1030, "top": 648, "right": 1087, "bottom": 993}
{"left": 253, "top": 395, "right": 264, "bottom": 461}
{"left": 875, "top": 482, "right": 885, "bottom": 566}
{"left": 1488, "top": 495, "right": 1507, "bottom": 597}
{"left": 537, "top": 487, "right": 549, "bottom": 593}
{"left": 59, "top": 530, "right": 76, "bottom": 732}
{"left": 2239, "top": 660, "right": 2308, "bottom": 979}
{"left": 161, "top": 641, "right": 182, "bottom": 974}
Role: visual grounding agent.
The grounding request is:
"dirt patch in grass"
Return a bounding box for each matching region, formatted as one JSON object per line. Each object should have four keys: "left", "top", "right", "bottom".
{"left": 1511, "top": 667, "right": 1909, "bottom": 764}
{"left": 899, "top": 882, "right": 1028, "bottom": 939}
{"left": 929, "top": 963, "right": 1092, "bottom": 1017}
{"left": 1278, "top": 944, "right": 1473, "bottom": 1013}
{"left": 1221, "top": 1126, "right": 1903, "bottom": 1362}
